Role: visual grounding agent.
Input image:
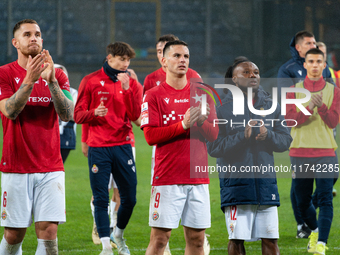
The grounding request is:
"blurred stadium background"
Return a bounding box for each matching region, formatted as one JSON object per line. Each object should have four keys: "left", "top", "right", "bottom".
{"left": 1, "top": 0, "right": 340, "bottom": 88}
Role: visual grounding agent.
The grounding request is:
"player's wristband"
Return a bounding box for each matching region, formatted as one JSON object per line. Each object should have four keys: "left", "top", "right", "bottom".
{"left": 182, "top": 121, "right": 189, "bottom": 130}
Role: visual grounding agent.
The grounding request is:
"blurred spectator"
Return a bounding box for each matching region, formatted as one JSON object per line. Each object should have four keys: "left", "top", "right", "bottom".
{"left": 55, "top": 64, "right": 78, "bottom": 163}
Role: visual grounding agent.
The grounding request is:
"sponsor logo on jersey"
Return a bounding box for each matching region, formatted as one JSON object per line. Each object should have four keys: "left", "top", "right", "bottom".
{"left": 298, "top": 70, "right": 302, "bottom": 76}
{"left": 14, "top": 77, "right": 20, "bottom": 84}
{"left": 119, "top": 91, "right": 123, "bottom": 94}
{"left": 100, "top": 81, "right": 105, "bottom": 86}
{"left": 28, "top": 97, "right": 52, "bottom": 103}
{"left": 156, "top": 81, "right": 161, "bottom": 86}
{"left": 98, "top": 91, "right": 109, "bottom": 95}
{"left": 163, "top": 98, "right": 170, "bottom": 104}
{"left": 2, "top": 210, "right": 7, "bottom": 220}
{"left": 174, "top": 98, "right": 189, "bottom": 103}
{"left": 92, "top": 164, "right": 99, "bottom": 173}
{"left": 163, "top": 111, "right": 176, "bottom": 124}
{"left": 152, "top": 210, "right": 159, "bottom": 221}
{"left": 141, "top": 113, "right": 149, "bottom": 126}
{"left": 142, "top": 102, "right": 148, "bottom": 112}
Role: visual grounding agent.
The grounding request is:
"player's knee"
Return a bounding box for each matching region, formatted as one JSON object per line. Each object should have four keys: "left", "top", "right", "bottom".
{"left": 4, "top": 228, "right": 26, "bottom": 244}
{"left": 186, "top": 233, "right": 204, "bottom": 248}
{"left": 35, "top": 222, "right": 58, "bottom": 240}
{"left": 93, "top": 198, "right": 109, "bottom": 209}
{"left": 121, "top": 195, "right": 136, "bottom": 209}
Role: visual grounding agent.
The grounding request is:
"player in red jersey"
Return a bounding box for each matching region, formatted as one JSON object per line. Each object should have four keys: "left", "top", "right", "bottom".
{"left": 74, "top": 42, "right": 142, "bottom": 255}
{"left": 81, "top": 68, "right": 141, "bottom": 247}
{"left": 142, "top": 40, "right": 218, "bottom": 255}
{"left": 0, "top": 19, "right": 74, "bottom": 255}
{"left": 143, "top": 34, "right": 209, "bottom": 255}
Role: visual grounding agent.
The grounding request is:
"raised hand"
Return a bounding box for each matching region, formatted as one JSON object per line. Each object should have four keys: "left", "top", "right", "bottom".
{"left": 94, "top": 101, "right": 108, "bottom": 117}
{"left": 183, "top": 106, "right": 200, "bottom": 129}
{"left": 197, "top": 102, "right": 210, "bottom": 126}
{"left": 24, "top": 53, "right": 48, "bottom": 84}
{"left": 256, "top": 120, "right": 268, "bottom": 141}
{"left": 127, "top": 69, "right": 138, "bottom": 83}
{"left": 40, "top": 50, "right": 56, "bottom": 83}
{"left": 245, "top": 119, "right": 257, "bottom": 140}
{"left": 118, "top": 73, "right": 130, "bottom": 90}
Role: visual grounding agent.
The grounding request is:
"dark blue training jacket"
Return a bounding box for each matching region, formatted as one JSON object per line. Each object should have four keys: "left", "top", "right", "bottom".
{"left": 207, "top": 88, "right": 292, "bottom": 211}
{"left": 277, "top": 36, "right": 333, "bottom": 97}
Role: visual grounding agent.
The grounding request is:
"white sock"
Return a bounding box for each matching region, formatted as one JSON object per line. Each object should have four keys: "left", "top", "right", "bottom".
{"left": 35, "top": 238, "right": 58, "bottom": 255}
{"left": 297, "top": 224, "right": 303, "bottom": 231}
{"left": 114, "top": 226, "right": 124, "bottom": 238}
{"left": 0, "top": 236, "right": 22, "bottom": 255}
{"left": 110, "top": 201, "right": 116, "bottom": 216}
{"left": 110, "top": 201, "right": 117, "bottom": 228}
{"left": 90, "top": 201, "right": 95, "bottom": 219}
{"left": 312, "top": 228, "right": 319, "bottom": 233}
{"left": 100, "top": 237, "right": 112, "bottom": 250}
{"left": 317, "top": 241, "right": 326, "bottom": 246}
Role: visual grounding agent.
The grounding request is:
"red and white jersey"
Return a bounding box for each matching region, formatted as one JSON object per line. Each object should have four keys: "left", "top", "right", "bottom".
{"left": 143, "top": 67, "right": 201, "bottom": 94}
{"left": 0, "top": 61, "right": 70, "bottom": 174}
{"left": 141, "top": 82, "right": 218, "bottom": 186}
{"left": 74, "top": 68, "right": 142, "bottom": 147}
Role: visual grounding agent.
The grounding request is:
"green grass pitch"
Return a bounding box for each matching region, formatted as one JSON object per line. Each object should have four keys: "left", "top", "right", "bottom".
{"left": 0, "top": 124, "right": 339, "bottom": 254}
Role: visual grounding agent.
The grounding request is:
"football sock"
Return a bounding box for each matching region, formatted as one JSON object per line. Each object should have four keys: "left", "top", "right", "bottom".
{"left": 91, "top": 200, "right": 95, "bottom": 219}
{"left": 114, "top": 226, "right": 124, "bottom": 238}
{"left": 35, "top": 238, "right": 58, "bottom": 255}
{"left": 100, "top": 237, "right": 111, "bottom": 250}
{"left": 0, "top": 236, "right": 22, "bottom": 255}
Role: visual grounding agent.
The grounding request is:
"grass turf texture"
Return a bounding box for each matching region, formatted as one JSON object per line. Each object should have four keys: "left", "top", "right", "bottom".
{"left": 0, "top": 124, "right": 339, "bottom": 254}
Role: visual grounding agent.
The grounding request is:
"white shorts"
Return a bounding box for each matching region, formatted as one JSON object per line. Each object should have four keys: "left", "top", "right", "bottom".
{"left": 1, "top": 172, "right": 66, "bottom": 228}
{"left": 224, "top": 204, "right": 279, "bottom": 241}
{"left": 108, "top": 147, "right": 135, "bottom": 190}
{"left": 149, "top": 184, "right": 211, "bottom": 229}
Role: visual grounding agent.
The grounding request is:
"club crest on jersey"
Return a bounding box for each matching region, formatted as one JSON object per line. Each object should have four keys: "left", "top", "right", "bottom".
{"left": 156, "top": 81, "right": 161, "bottom": 86}
{"left": 152, "top": 210, "right": 159, "bottom": 221}
{"left": 100, "top": 81, "right": 105, "bottom": 86}
{"left": 1, "top": 210, "right": 7, "bottom": 220}
{"left": 229, "top": 223, "right": 234, "bottom": 233}
{"left": 163, "top": 111, "right": 176, "bottom": 124}
{"left": 92, "top": 164, "right": 99, "bottom": 173}
{"left": 128, "top": 159, "right": 133, "bottom": 165}
{"left": 163, "top": 98, "right": 170, "bottom": 104}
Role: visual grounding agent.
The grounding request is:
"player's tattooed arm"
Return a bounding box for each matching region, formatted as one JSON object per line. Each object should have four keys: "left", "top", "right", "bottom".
{"left": 48, "top": 81, "right": 74, "bottom": 122}
{"left": 0, "top": 83, "right": 34, "bottom": 120}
